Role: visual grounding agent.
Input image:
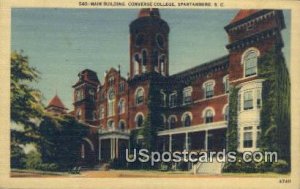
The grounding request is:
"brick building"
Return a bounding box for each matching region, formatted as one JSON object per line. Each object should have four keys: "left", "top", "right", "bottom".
{"left": 68, "top": 9, "right": 286, "bottom": 164}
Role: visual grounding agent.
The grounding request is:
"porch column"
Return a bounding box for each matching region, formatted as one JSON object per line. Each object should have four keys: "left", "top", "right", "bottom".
{"left": 116, "top": 138, "right": 119, "bottom": 158}
{"left": 205, "top": 130, "right": 208, "bottom": 151}
{"left": 110, "top": 138, "right": 113, "bottom": 159}
{"left": 169, "top": 134, "right": 172, "bottom": 152}
{"left": 185, "top": 132, "right": 189, "bottom": 151}
{"left": 99, "top": 137, "right": 101, "bottom": 161}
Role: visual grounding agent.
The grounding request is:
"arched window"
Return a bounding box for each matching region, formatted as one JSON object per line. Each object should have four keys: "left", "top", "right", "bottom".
{"left": 76, "top": 109, "right": 82, "bottom": 120}
{"left": 107, "top": 88, "right": 115, "bottom": 117}
{"left": 135, "top": 87, "right": 144, "bottom": 105}
{"left": 203, "top": 81, "right": 215, "bottom": 99}
{"left": 182, "top": 113, "right": 192, "bottom": 127}
{"left": 168, "top": 115, "right": 177, "bottom": 129}
{"left": 243, "top": 49, "right": 259, "bottom": 77}
{"left": 223, "top": 75, "right": 229, "bottom": 93}
{"left": 134, "top": 53, "right": 140, "bottom": 75}
{"left": 107, "top": 120, "right": 114, "bottom": 130}
{"left": 160, "top": 91, "right": 166, "bottom": 107}
{"left": 118, "top": 99, "right": 125, "bottom": 114}
{"left": 160, "top": 114, "right": 166, "bottom": 129}
{"left": 205, "top": 110, "right": 214, "bottom": 123}
{"left": 99, "top": 105, "right": 104, "bottom": 119}
{"left": 118, "top": 120, "right": 126, "bottom": 131}
{"left": 142, "top": 50, "right": 147, "bottom": 73}
{"left": 159, "top": 55, "right": 166, "bottom": 75}
{"left": 135, "top": 113, "right": 144, "bottom": 128}
{"left": 152, "top": 50, "right": 159, "bottom": 72}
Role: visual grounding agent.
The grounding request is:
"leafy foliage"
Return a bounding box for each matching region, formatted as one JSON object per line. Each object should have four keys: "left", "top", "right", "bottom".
{"left": 38, "top": 114, "right": 88, "bottom": 170}
{"left": 226, "top": 86, "right": 239, "bottom": 152}
{"left": 258, "top": 47, "right": 291, "bottom": 166}
{"left": 140, "top": 79, "right": 164, "bottom": 152}
{"left": 10, "top": 143, "right": 26, "bottom": 169}
{"left": 11, "top": 50, "right": 44, "bottom": 144}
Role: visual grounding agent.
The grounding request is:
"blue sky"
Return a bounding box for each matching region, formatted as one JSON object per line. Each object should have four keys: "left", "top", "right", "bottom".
{"left": 11, "top": 9, "right": 290, "bottom": 110}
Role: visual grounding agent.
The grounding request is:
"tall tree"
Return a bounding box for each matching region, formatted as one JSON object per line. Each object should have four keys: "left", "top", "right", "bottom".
{"left": 11, "top": 50, "right": 44, "bottom": 144}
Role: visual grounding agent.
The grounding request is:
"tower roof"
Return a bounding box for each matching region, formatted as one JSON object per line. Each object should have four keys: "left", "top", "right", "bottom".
{"left": 47, "top": 95, "right": 67, "bottom": 110}
{"left": 138, "top": 8, "right": 160, "bottom": 18}
{"left": 230, "top": 10, "right": 259, "bottom": 24}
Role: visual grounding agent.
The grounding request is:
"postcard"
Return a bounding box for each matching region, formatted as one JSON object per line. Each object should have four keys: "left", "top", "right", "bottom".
{"left": 0, "top": 0, "right": 299, "bottom": 188}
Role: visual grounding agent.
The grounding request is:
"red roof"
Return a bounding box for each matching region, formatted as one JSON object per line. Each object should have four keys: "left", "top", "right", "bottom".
{"left": 138, "top": 8, "right": 160, "bottom": 18}
{"left": 230, "top": 10, "right": 259, "bottom": 24}
{"left": 47, "top": 95, "right": 67, "bottom": 109}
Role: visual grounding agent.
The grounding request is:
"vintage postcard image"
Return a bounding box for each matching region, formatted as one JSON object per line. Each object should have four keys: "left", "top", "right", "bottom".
{"left": 0, "top": 0, "right": 299, "bottom": 189}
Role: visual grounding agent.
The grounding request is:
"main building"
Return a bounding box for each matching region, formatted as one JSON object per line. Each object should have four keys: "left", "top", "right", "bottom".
{"left": 47, "top": 9, "right": 287, "bottom": 166}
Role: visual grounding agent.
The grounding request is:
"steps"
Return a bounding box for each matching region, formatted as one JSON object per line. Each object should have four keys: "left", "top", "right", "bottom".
{"left": 193, "top": 158, "right": 224, "bottom": 175}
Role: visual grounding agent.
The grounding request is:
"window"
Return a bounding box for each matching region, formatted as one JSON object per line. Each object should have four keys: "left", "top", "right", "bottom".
{"left": 244, "top": 91, "right": 253, "bottom": 110}
{"left": 119, "top": 82, "right": 125, "bottom": 93}
{"left": 205, "top": 110, "right": 214, "bottom": 123}
{"left": 107, "top": 120, "right": 115, "bottom": 130}
{"left": 88, "top": 88, "right": 96, "bottom": 102}
{"left": 224, "top": 106, "right": 229, "bottom": 121}
{"left": 169, "top": 93, "right": 177, "bottom": 108}
{"left": 99, "top": 106, "right": 104, "bottom": 119}
{"left": 76, "top": 109, "right": 82, "bottom": 120}
{"left": 223, "top": 76, "right": 229, "bottom": 93}
{"left": 168, "top": 116, "right": 176, "bottom": 129}
{"left": 257, "top": 89, "right": 262, "bottom": 109}
{"left": 256, "top": 126, "right": 261, "bottom": 148}
{"left": 160, "top": 91, "right": 166, "bottom": 107}
{"left": 160, "top": 115, "right": 166, "bottom": 129}
{"left": 135, "top": 88, "right": 144, "bottom": 105}
{"left": 182, "top": 113, "right": 192, "bottom": 127}
{"left": 108, "top": 89, "right": 115, "bottom": 117}
{"left": 75, "top": 89, "right": 84, "bottom": 101}
{"left": 159, "top": 55, "right": 166, "bottom": 75}
{"left": 118, "top": 99, "right": 125, "bottom": 114}
{"left": 183, "top": 87, "right": 192, "bottom": 105}
{"left": 243, "top": 126, "right": 253, "bottom": 148}
{"left": 153, "top": 50, "right": 159, "bottom": 72}
{"left": 204, "top": 82, "right": 214, "bottom": 98}
{"left": 142, "top": 50, "right": 147, "bottom": 73}
{"left": 136, "top": 114, "right": 144, "bottom": 128}
{"left": 119, "top": 121, "right": 126, "bottom": 131}
{"left": 243, "top": 49, "right": 258, "bottom": 77}
{"left": 134, "top": 53, "right": 140, "bottom": 75}
{"left": 108, "top": 77, "right": 114, "bottom": 86}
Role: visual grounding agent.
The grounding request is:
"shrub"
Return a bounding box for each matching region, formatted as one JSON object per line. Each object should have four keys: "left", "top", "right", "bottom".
{"left": 272, "top": 160, "right": 289, "bottom": 173}
{"left": 38, "top": 163, "right": 59, "bottom": 172}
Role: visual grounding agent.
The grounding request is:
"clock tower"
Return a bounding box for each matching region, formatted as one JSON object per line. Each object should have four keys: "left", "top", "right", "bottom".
{"left": 129, "top": 8, "right": 170, "bottom": 78}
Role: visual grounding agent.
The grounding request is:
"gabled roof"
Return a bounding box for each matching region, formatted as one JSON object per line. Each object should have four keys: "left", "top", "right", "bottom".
{"left": 47, "top": 95, "right": 67, "bottom": 110}
{"left": 230, "top": 10, "right": 259, "bottom": 24}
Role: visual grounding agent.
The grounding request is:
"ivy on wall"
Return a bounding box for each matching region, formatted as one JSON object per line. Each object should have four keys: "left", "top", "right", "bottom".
{"left": 258, "top": 46, "right": 291, "bottom": 165}
{"left": 226, "top": 86, "right": 239, "bottom": 152}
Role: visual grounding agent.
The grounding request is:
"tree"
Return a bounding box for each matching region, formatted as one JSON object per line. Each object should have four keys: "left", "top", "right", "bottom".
{"left": 11, "top": 50, "right": 44, "bottom": 144}
{"left": 38, "top": 114, "right": 88, "bottom": 170}
{"left": 140, "top": 77, "right": 164, "bottom": 152}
